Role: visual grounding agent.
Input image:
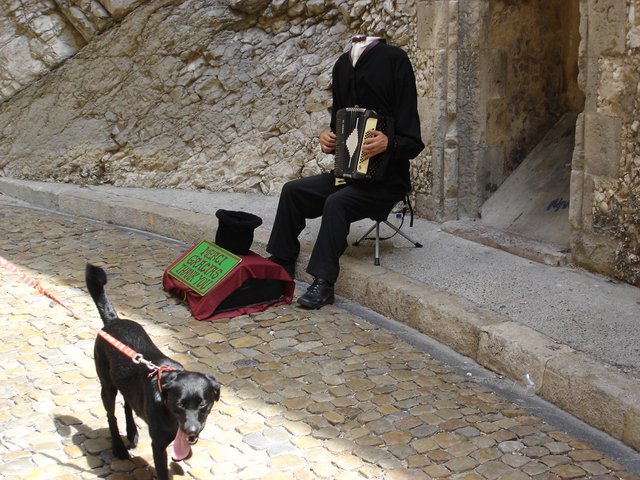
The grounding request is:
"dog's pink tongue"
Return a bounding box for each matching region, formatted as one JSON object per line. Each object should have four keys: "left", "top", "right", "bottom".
{"left": 171, "top": 429, "right": 192, "bottom": 462}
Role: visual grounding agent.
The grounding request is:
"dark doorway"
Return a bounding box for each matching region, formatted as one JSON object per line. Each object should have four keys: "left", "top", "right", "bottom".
{"left": 478, "top": 0, "right": 584, "bottom": 246}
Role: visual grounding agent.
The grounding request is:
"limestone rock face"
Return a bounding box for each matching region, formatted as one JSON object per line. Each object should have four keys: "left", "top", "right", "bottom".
{"left": 100, "top": 0, "right": 146, "bottom": 19}
{"left": 0, "top": 0, "right": 421, "bottom": 196}
{"left": 0, "top": 0, "right": 142, "bottom": 101}
{"left": 1, "top": 1, "right": 85, "bottom": 100}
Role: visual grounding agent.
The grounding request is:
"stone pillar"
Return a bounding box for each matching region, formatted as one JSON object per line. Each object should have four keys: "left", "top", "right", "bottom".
{"left": 569, "top": 0, "right": 629, "bottom": 279}
{"left": 415, "top": 0, "right": 463, "bottom": 221}
{"left": 455, "top": 0, "right": 486, "bottom": 219}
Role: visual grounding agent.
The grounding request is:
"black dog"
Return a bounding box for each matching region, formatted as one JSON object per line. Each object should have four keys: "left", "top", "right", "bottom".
{"left": 86, "top": 264, "right": 220, "bottom": 480}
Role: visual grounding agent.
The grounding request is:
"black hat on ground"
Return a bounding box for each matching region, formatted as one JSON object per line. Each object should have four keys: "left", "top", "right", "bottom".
{"left": 214, "top": 209, "right": 263, "bottom": 255}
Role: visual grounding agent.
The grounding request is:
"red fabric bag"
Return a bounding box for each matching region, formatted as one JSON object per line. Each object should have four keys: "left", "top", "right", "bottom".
{"left": 163, "top": 246, "right": 294, "bottom": 321}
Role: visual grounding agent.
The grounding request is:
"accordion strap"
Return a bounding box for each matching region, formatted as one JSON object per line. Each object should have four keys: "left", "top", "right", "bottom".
{"left": 396, "top": 195, "right": 415, "bottom": 228}
{"left": 405, "top": 196, "right": 415, "bottom": 228}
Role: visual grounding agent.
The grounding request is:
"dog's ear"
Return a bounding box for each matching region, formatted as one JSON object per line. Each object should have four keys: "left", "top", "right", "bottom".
{"left": 206, "top": 374, "right": 221, "bottom": 402}
{"left": 159, "top": 370, "right": 181, "bottom": 394}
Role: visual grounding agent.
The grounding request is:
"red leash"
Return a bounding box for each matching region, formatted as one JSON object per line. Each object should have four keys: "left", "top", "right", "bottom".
{"left": 96, "top": 328, "right": 175, "bottom": 387}
{"left": 1, "top": 255, "right": 173, "bottom": 381}
{"left": 0, "top": 255, "right": 83, "bottom": 321}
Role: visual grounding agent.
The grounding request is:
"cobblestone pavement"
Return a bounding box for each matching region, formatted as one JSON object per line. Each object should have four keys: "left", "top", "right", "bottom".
{"left": 0, "top": 202, "right": 637, "bottom": 480}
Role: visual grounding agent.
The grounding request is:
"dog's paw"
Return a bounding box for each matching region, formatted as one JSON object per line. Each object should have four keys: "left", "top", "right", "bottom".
{"left": 112, "top": 445, "right": 131, "bottom": 460}
{"left": 127, "top": 433, "right": 139, "bottom": 449}
{"left": 170, "top": 462, "right": 185, "bottom": 476}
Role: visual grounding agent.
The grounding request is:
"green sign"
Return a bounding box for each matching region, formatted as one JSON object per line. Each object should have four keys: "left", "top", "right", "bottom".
{"left": 168, "top": 240, "right": 242, "bottom": 296}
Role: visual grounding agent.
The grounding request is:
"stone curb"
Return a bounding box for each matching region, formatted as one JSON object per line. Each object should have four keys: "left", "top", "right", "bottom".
{"left": 441, "top": 219, "right": 568, "bottom": 267}
{"left": 1, "top": 177, "right": 639, "bottom": 452}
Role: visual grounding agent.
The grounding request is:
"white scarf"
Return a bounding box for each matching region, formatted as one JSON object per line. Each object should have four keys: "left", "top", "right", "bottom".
{"left": 350, "top": 36, "right": 381, "bottom": 67}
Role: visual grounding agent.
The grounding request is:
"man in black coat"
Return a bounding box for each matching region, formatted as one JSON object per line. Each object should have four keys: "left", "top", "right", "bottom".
{"left": 267, "top": 36, "right": 424, "bottom": 309}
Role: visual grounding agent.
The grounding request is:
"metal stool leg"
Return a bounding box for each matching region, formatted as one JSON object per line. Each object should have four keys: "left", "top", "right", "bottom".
{"left": 381, "top": 221, "right": 423, "bottom": 248}
{"left": 353, "top": 220, "right": 422, "bottom": 266}
{"left": 374, "top": 222, "right": 381, "bottom": 265}
{"left": 353, "top": 222, "right": 378, "bottom": 246}
{"left": 353, "top": 193, "right": 422, "bottom": 265}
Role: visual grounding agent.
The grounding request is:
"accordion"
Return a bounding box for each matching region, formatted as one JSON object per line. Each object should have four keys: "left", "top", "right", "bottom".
{"left": 334, "top": 107, "right": 388, "bottom": 182}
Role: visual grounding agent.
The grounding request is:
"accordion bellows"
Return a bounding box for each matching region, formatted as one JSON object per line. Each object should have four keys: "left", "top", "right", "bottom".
{"left": 334, "top": 107, "right": 388, "bottom": 182}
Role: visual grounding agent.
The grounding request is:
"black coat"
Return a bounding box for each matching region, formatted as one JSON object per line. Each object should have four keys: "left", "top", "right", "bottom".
{"left": 330, "top": 41, "right": 425, "bottom": 191}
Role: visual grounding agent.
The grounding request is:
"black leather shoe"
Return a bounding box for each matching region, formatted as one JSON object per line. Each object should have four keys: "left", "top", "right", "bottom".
{"left": 297, "top": 277, "right": 335, "bottom": 309}
{"left": 268, "top": 256, "right": 295, "bottom": 279}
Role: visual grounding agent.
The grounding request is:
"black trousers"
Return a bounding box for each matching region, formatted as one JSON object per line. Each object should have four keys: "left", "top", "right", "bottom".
{"left": 266, "top": 173, "right": 406, "bottom": 283}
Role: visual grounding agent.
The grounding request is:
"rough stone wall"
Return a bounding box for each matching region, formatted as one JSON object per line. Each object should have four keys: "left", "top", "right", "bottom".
{"left": 0, "top": 0, "right": 142, "bottom": 102}
{"left": 570, "top": 0, "right": 640, "bottom": 286}
{"left": 590, "top": 0, "right": 640, "bottom": 285}
{"left": 0, "top": 0, "right": 429, "bottom": 198}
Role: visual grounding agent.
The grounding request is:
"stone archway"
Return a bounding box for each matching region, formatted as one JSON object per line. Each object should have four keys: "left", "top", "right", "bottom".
{"left": 475, "top": 0, "right": 585, "bottom": 246}
{"left": 418, "top": 0, "right": 584, "bottom": 247}
{"left": 417, "top": 0, "right": 639, "bottom": 284}
{"left": 462, "top": 0, "right": 584, "bottom": 242}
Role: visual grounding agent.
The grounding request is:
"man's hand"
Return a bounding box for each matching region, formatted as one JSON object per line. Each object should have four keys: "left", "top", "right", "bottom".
{"left": 320, "top": 130, "right": 336, "bottom": 154}
{"left": 363, "top": 130, "right": 388, "bottom": 158}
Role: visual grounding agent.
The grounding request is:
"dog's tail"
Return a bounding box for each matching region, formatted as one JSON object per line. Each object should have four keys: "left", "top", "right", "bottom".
{"left": 85, "top": 263, "right": 118, "bottom": 324}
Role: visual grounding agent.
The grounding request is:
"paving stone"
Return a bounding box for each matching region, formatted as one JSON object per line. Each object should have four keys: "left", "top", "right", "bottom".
{"left": 577, "top": 460, "right": 610, "bottom": 476}
{"left": 243, "top": 432, "right": 270, "bottom": 450}
{"left": 312, "top": 426, "right": 341, "bottom": 440}
{"left": 410, "top": 436, "right": 438, "bottom": 454}
{"left": 552, "top": 464, "right": 588, "bottom": 479}
{"left": 432, "top": 431, "right": 463, "bottom": 449}
{"left": 502, "top": 452, "right": 532, "bottom": 468}
{"left": 445, "top": 455, "right": 479, "bottom": 473}
{"left": 265, "top": 442, "right": 300, "bottom": 457}
{"left": 310, "top": 461, "right": 339, "bottom": 478}
{"left": 387, "top": 442, "right": 416, "bottom": 461}
{"left": 428, "top": 448, "right": 452, "bottom": 463}
{"left": 568, "top": 448, "right": 603, "bottom": 462}
{"left": 541, "top": 454, "right": 572, "bottom": 468}
{"left": 423, "top": 464, "right": 451, "bottom": 477}
{"left": 545, "top": 441, "right": 572, "bottom": 455}
{"left": 497, "top": 471, "right": 530, "bottom": 480}
{"left": 381, "top": 431, "right": 412, "bottom": 446}
{"left": 410, "top": 424, "right": 439, "bottom": 438}
{"left": 523, "top": 445, "right": 550, "bottom": 458}
{"left": 499, "top": 440, "right": 525, "bottom": 453}
{"left": 457, "top": 426, "right": 482, "bottom": 438}
{"left": 521, "top": 459, "right": 549, "bottom": 476}
{"left": 473, "top": 447, "right": 502, "bottom": 463}
{"left": 332, "top": 452, "right": 364, "bottom": 470}
{"left": 476, "top": 460, "right": 517, "bottom": 479}
{"left": 599, "top": 457, "right": 626, "bottom": 471}
{"left": 83, "top": 437, "right": 111, "bottom": 454}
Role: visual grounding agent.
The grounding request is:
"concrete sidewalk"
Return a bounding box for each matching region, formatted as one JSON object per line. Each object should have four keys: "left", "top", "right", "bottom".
{"left": 1, "top": 177, "right": 639, "bottom": 453}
